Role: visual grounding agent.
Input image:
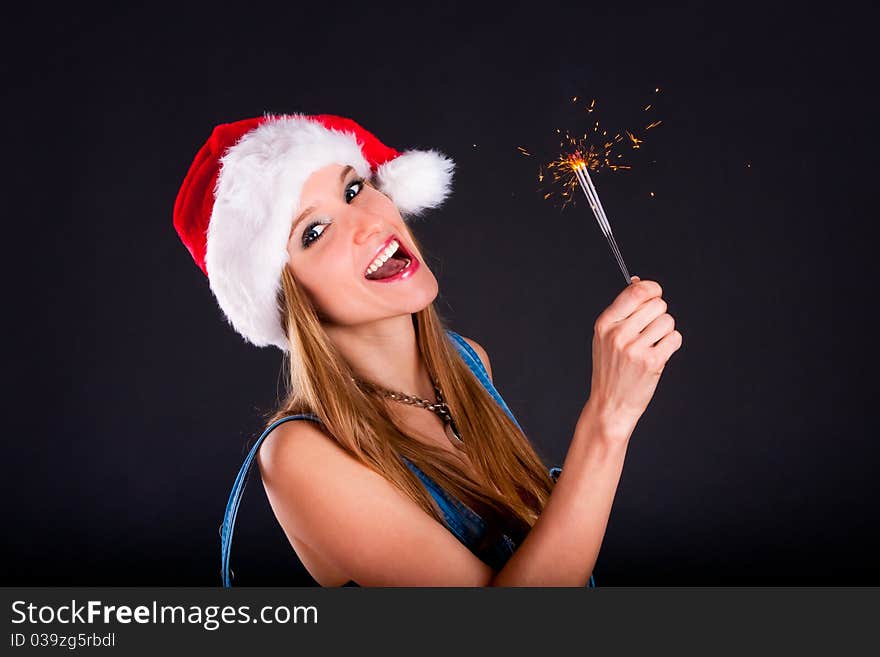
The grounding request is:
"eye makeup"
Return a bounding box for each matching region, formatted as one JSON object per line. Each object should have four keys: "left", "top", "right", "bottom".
{"left": 299, "top": 176, "right": 366, "bottom": 249}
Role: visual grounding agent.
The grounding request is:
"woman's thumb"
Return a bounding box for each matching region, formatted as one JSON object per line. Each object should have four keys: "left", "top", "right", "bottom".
{"left": 630, "top": 275, "right": 640, "bottom": 284}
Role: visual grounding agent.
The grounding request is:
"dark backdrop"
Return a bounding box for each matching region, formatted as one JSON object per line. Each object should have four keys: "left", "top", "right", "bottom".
{"left": 3, "top": 2, "right": 876, "bottom": 585}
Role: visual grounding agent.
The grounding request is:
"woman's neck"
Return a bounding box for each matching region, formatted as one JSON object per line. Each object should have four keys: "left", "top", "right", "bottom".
{"left": 324, "top": 314, "right": 436, "bottom": 400}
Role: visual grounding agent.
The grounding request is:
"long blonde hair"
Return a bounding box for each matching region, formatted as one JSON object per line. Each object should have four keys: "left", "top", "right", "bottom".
{"left": 265, "top": 228, "right": 555, "bottom": 548}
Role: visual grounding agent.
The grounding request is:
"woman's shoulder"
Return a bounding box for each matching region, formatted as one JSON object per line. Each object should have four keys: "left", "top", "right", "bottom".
{"left": 253, "top": 412, "right": 497, "bottom": 585}
{"left": 458, "top": 335, "right": 493, "bottom": 383}
{"left": 256, "top": 415, "right": 332, "bottom": 477}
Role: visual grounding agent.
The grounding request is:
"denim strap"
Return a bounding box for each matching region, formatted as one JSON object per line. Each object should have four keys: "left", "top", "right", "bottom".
{"left": 444, "top": 329, "right": 524, "bottom": 433}
{"left": 219, "top": 413, "right": 321, "bottom": 587}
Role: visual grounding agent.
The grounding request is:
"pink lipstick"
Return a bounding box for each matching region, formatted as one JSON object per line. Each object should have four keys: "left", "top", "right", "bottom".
{"left": 364, "top": 235, "right": 420, "bottom": 283}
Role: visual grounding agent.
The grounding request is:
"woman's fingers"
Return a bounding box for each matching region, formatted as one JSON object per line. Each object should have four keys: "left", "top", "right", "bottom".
{"left": 586, "top": 277, "right": 683, "bottom": 443}
{"left": 651, "top": 329, "right": 683, "bottom": 367}
{"left": 633, "top": 306, "right": 675, "bottom": 348}
{"left": 596, "top": 279, "right": 663, "bottom": 330}
{"left": 620, "top": 296, "right": 668, "bottom": 342}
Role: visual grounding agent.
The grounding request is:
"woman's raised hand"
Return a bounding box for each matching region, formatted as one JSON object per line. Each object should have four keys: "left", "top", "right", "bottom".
{"left": 584, "top": 276, "right": 683, "bottom": 444}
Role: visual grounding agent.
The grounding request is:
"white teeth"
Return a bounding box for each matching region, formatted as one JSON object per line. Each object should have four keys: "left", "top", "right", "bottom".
{"left": 366, "top": 239, "right": 400, "bottom": 275}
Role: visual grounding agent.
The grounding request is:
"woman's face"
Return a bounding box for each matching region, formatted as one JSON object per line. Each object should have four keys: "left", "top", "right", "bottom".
{"left": 286, "top": 163, "right": 439, "bottom": 326}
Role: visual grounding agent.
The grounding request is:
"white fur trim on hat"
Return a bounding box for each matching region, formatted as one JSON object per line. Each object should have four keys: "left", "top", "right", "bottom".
{"left": 206, "top": 115, "right": 371, "bottom": 350}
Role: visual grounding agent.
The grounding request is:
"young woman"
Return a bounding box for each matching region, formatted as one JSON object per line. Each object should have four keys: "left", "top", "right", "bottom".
{"left": 173, "top": 113, "right": 682, "bottom": 587}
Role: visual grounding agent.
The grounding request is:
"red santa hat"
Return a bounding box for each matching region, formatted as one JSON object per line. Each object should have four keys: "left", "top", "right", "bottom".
{"left": 173, "top": 113, "right": 455, "bottom": 351}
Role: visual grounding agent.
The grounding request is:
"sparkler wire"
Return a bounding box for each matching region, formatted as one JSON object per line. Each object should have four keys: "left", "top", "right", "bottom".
{"left": 581, "top": 167, "right": 628, "bottom": 279}
{"left": 574, "top": 167, "right": 621, "bottom": 266}
{"left": 572, "top": 164, "right": 632, "bottom": 284}
{"left": 581, "top": 172, "right": 630, "bottom": 284}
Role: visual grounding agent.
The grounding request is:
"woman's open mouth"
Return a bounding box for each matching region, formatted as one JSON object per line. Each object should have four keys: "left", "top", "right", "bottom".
{"left": 364, "top": 237, "right": 420, "bottom": 283}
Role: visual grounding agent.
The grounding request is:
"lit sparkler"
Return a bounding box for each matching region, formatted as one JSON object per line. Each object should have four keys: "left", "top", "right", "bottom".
{"left": 570, "top": 157, "right": 631, "bottom": 283}
{"left": 518, "top": 89, "right": 663, "bottom": 284}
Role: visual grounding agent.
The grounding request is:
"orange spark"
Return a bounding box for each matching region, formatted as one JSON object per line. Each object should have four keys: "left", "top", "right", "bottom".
{"left": 521, "top": 88, "right": 663, "bottom": 209}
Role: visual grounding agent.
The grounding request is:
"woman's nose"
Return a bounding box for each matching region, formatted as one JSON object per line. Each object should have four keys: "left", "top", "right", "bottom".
{"left": 351, "top": 209, "right": 384, "bottom": 245}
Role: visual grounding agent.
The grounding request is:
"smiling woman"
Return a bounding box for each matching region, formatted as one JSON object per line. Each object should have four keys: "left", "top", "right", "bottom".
{"left": 282, "top": 160, "right": 435, "bottom": 330}
{"left": 171, "top": 113, "right": 646, "bottom": 587}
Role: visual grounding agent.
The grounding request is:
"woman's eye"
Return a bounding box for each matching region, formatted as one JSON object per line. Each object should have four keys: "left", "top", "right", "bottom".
{"left": 301, "top": 220, "right": 329, "bottom": 249}
{"left": 345, "top": 179, "right": 365, "bottom": 203}
{"left": 300, "top": 180, "right": 364, "bottom": 249}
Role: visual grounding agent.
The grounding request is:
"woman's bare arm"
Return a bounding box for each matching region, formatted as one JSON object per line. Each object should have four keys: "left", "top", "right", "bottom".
{"left": 258, "top": 419, "right": 498, "bottom": 586}
{"left": 258, "top": 345, "right": 622, "bottom": 587}
{"left": 489, "top": 401, "right": 625, "bottom": 586}
{"left": 259, "top": 393, "right": 623, "bottom": 587}
{"left": 464, "top": 335, "right": 621, "bottom": 585}
{"left": 490, "top": 277, "right": 682, "bottom": 585}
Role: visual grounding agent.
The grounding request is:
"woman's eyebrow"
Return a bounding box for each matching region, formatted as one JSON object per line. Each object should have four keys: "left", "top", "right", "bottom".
{"left": 338, "top": 164, "right": 355, "bottom": 183}
{"left": 289, "top": 166, "right": 357, "bottom": 236}
{"left": 290, "top": 205, "right": 316, "bottom": 236}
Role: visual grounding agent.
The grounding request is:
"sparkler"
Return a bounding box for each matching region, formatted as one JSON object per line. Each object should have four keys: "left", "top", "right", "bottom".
{"left": 519, "top": 89, "right": 662, "bottom": 285}
{"left": 571, "top": 158, "right": 631, "bottom": 283}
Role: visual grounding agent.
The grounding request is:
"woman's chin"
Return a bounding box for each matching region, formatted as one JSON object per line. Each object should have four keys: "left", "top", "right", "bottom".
{"left": 320, "top": 276, "right": 438, "bottom": 326}
{"left": 395, "top": 277, "right": 439, "bottom": 314}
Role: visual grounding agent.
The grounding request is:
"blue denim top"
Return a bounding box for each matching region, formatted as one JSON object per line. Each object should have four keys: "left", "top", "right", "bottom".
{"left": 220, "top": 329, "right": 596, "bottom": 588}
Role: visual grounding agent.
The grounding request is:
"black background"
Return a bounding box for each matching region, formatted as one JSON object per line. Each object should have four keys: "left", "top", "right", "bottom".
{"left": 3, "top": 2, "right": 876, "bottom": 585}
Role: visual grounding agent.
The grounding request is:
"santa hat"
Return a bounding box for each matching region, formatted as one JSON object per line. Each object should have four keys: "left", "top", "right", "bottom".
{"left": 173, "top": 113, "right": 455, "bottom": 351}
